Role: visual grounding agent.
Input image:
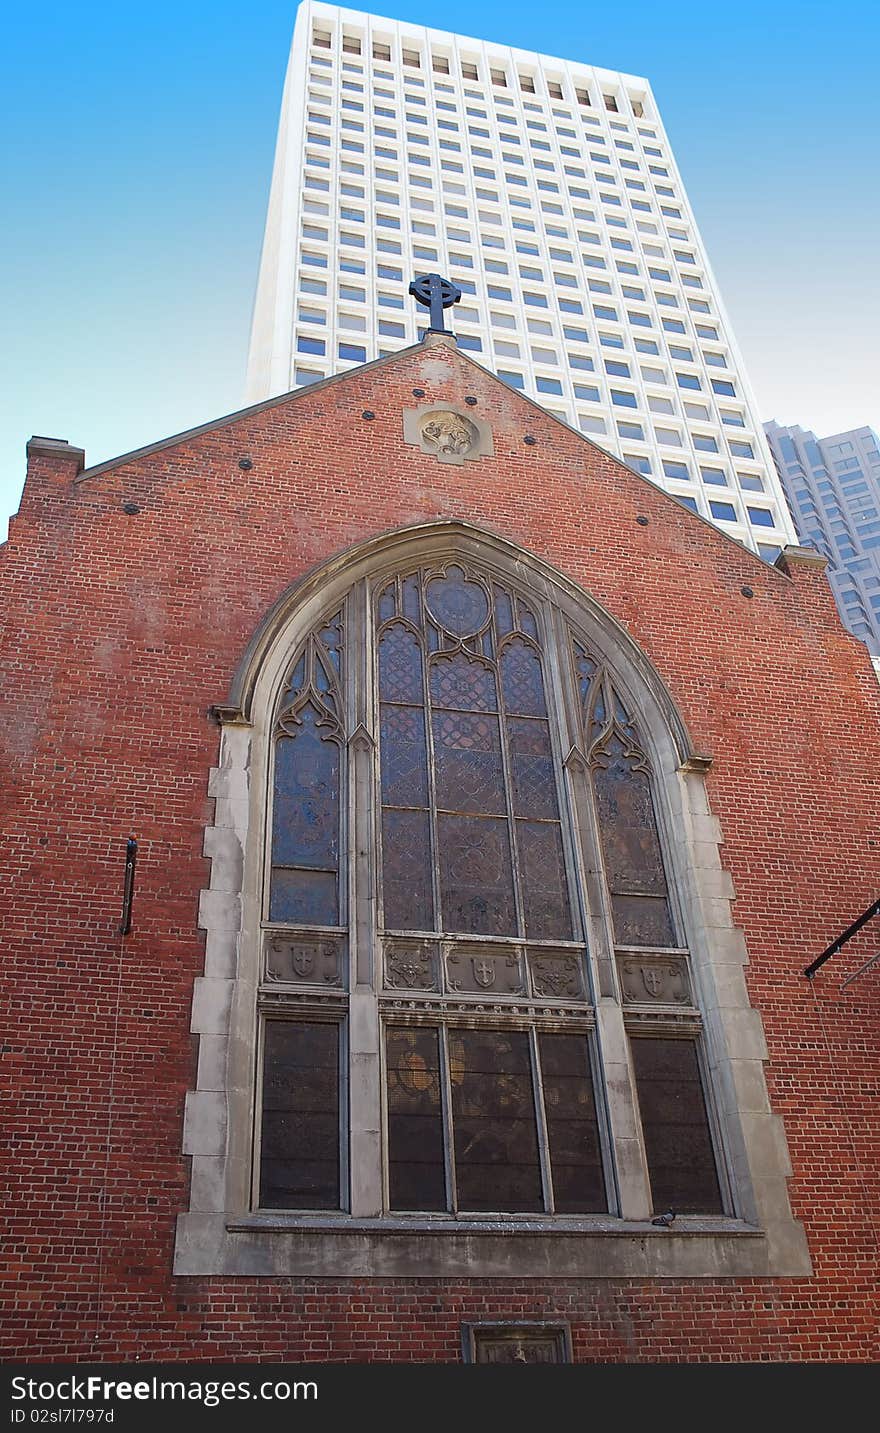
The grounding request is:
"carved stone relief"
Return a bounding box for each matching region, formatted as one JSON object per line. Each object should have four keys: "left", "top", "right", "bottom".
{"left": 402, "top": 405, "right": 494, "bottom": 464}
{"left": 528, "top": 951, "right": 586, "bottom": 1000}
{"left": 264, "top": 933, "right": 345, "bottom": 987}
{"left": 464, "top": 1323, "right": 572, "bottom": 1363}
{"left": 421, "top": 411, "right": 476, "bottom": 458}
{"left": 384, "top": 941, "right": 439, "bottom": 992}
{"left": 445, "top": 946, "right": 525, "bottom": 995}
{"left": 618, "top": 955, "right": 691, "bottom": 1006}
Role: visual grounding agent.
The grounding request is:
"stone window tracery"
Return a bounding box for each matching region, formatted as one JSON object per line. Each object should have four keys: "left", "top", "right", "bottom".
{"left": 256, "top": 555, "right": 722, "bottom": 1219}
{"left": 175, "top": 525, "right": 808, "bottom": 1280}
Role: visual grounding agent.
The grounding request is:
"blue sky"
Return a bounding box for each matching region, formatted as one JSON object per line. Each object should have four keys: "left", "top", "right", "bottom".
{"left": 2, "top": 1, "right": 878, "bottom": 538}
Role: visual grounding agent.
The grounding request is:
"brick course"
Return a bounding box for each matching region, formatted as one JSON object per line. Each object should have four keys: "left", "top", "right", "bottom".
{"left": 2, "top": 341, "right": 878, "bottom": 1361}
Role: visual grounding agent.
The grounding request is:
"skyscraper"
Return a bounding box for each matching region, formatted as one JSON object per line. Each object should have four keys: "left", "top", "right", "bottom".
{"left": 765, "top": 420, "right": 880, "bottom": 657}
{"left": 247, "top": 1, "right": 797, "bottom": 557}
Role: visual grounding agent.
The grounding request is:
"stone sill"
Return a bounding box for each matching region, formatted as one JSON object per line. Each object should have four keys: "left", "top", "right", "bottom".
{"left": 227, "top": 1213, "right": 758, "bottom": 1238}
{"left": 173, "top": 1211, "right": 798, "bottom": 1280}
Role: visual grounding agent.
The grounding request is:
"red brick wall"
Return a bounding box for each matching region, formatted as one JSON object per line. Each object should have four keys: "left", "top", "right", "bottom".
{"left": 2, "top": 343, "right": 878, "bottom": 1361}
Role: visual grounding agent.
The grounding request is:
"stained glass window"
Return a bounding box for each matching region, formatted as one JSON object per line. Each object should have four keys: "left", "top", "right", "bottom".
{"left": 386, "top": 1026, "right": 445, "bottom": 1211}
{"left": 260, "top": 1021, "right": 340, "bottom": 1210}
{"left": 256, "top": 559, "right": 724, "bottom": 1219}
{"left": 385, "top": 1024, "right": 605, "bottom": 1214}
{"left": 573, "top": 638, "right": 676, "bottom": 947}
{"left": 377, "top": 564, "right": 574, "bottom": 941}
{"left": 631, "top": 1038, "right": 722, "bottom": 1214}
{"left": 269, "top": 614, "right": 344, "bottom": 927}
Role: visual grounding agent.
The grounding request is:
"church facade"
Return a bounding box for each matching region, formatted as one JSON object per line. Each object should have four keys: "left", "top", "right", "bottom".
{"left": 2, "top": 336, "right": 878, "bottom": 1361}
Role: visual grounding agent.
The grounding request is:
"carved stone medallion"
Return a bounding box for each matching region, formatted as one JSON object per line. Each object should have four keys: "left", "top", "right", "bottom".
{"left": 402, "top": 405, "right": 494, "bottom": 465}
{"left": 421, "top": 411, "right": 476, "bottom": 459}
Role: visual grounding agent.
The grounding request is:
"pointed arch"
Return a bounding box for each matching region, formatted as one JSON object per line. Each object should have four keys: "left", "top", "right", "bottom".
{"left": 223, "top": 520, "right": 706, "bottom": 775}
{"left": 175, "top": 521, "right": 809, "bottom": 1282}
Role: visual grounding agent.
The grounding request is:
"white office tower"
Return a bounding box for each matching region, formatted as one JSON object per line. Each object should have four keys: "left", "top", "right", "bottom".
{"left": 247, "top": 1, "right": 797, "bottom": 557}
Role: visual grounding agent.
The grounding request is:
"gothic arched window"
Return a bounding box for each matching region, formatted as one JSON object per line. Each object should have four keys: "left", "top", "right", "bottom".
{"left": 255, "top": 552, "right": 725, "bottom": 1222}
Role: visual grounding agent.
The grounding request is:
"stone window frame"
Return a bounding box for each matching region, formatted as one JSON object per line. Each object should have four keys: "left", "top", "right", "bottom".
{"left": 462, "top": 1321, "right": 573, "bottom": 1363}
{"left": 174, "top": 520, "right": 809, "bottom": 1279}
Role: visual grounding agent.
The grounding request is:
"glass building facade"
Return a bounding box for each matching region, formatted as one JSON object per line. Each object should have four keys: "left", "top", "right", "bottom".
{"left": 246, "top": 2, "right": 797, "bottom": 557}
{"left": 765, "top": 421, "right": 880, "bottom": 658}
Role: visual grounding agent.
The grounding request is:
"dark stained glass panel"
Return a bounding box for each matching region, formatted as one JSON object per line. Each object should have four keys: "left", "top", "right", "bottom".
{"left": 429, "top": 652, "right": 497, "bottom": 712}
{"left": 272, "top": 710, "right": 339, "bottom": 869}
{"left": 631, "top": 1038, "right": 723, "bottom": 1214}
{"left": 432, "top": 710, "right": 506, "bottom": 815}
{"left": 425, "top": 566, "right": 489, "bottom": 637}
{"left": 450, "top": 1029, "right": 543, "bottom": 1212}
{"left": 573, "top": 641, "right": 599, "bottom": 711}
{"left": 377, "top": 583, "right": 396, "bottom": 624}
{"left": 593, "top": 750, "right": 668, "bottom": 894}
{"left": 501, "top": 638, "right": 547, "bottom": 716}
{"left": 593, "top": 740, "right": 675, "bottom": 946}
{"left": 590, "top": 687, "right": 607, "bottom": 742}
{"left": 260, "top": 1022, "right": 340, "bottom": 1210}
{"left": 507, "top": 718, "right": 558, "bottom": 819}
{"left": 378, "top": 615, "right": 433, "bottom": 932}
{"left": 270, "top": 703, "right": 340, "bottom": 925}
{"left": 517, "top": 820, "right": 573, "bottom": 940}
{"left": 517, "top": 600, "right": 539, "bottom": 640}
{"left": 402, "top": 573, "right": 422, "bottom": 625}
{"left": 493, "top": 585, "right": 514, "bottom": 636}
{"left": 386, "top": 1026, "right": 446, "bottom": 1211}
{"left": 278, "top": 654, "right": 306, "bottom": 712}
{"left": 438, "top": 813, "right": 517, "bottom": 935}
{"left": 269, "top": 868, "right": 338, "bottom": 926}
{"left": 539, "top": 1034, "right": 606, "bottom": 1213}
{"left": 317, "top": 614, "right": 342, "bottom": 674}
{"left": 379, "top": 623, "right": 424, "bottom": 703}
{"left": 380, "top": 703, "right": 429, "bottom": 808}
{"left": 381, "top": 808, "right": 434, "bottom": 931}
{"left": 611, "top": 894, "right": 675, "bottom": 947}
{"left": 313, "top": 653, "right": 336, "bottom": 710}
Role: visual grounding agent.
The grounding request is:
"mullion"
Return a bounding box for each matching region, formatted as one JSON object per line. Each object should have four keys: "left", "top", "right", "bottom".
{"left": 439, "top": 1024, "right": 457, "bottom": 1213}
{"left": 493, "top": 624, "right": 528, "bottom": 941}
{"left": 420, "top": 582, "right": 443, "bottom": 936}
{"left": 529, "top": 1027, "right": 555, "bottom": 1212}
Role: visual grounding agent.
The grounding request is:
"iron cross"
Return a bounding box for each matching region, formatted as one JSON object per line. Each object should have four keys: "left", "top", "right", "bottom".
{"left": 408, "top": 272, "right": 462, "bottom": 332}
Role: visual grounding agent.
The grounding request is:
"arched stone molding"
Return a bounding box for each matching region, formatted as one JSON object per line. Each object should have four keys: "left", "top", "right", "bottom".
{"left": 175, "top": 521, "right": 809, "bottom": 1279}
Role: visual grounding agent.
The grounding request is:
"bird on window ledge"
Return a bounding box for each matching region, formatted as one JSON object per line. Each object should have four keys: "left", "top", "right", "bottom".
{"left": 651, "top": 1210, "right": 676, "bottom": 1227}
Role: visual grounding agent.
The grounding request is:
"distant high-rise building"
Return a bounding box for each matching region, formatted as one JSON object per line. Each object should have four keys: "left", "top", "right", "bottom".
{"left": 765, "top": 421, "right": 880, "bottom": 657}
{"left": 247, "top": 0, "right": 797, "bottom": 556}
